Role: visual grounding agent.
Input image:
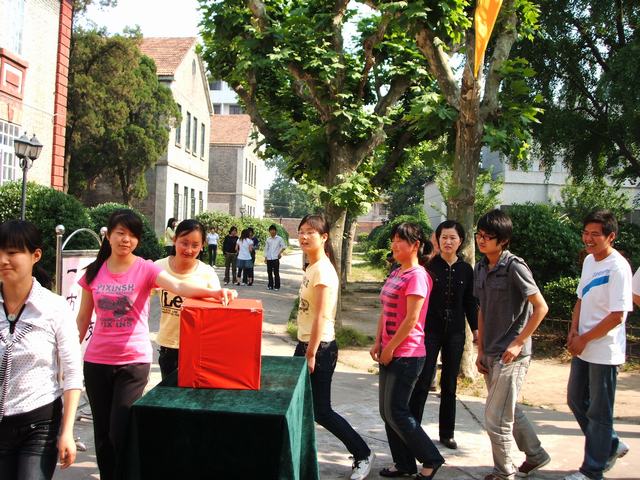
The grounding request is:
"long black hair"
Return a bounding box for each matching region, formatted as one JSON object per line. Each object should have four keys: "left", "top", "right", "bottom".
{"left": 391, "top": 222, "right": 433, "bottom": 267}
{"left": 85, "top": 209, "right": 143, "bottom": 284}
{"left": 298, "top": 214, "right": 336, "bottom": 269}
{"left": 0, "top": 220, "right": 51, "bottom": 289}
{"left": 166, "top": 217, "right": 177, "bottom": 229}
{"left": 168, "top": 219, "right": 206, "bottom": 256}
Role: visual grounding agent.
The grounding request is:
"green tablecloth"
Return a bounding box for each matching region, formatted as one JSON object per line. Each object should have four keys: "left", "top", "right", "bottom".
{"left": 124, "top": 356, "right": 319, "bottom": 479}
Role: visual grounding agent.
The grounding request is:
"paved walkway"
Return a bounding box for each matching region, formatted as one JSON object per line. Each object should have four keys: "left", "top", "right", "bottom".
{"left": 55, "top": 246, "right": 639, "bottom": 479}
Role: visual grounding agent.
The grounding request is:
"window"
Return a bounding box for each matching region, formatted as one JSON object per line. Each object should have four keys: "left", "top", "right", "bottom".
{"left": 229, "top": 104, "right": 243, "bottom": 115}
{"left": 199, "top": 191, "right": 203, "bottom": 213}
{"left": 200, "top": 122, "right": 205, "bottom": 158}
{"left": 191, "top": 188, "right": 196, "bottom": 217}
{"left": 192, "top": 117, "right": 198, "bottom": 156}
{"left": 6, "top": 0, "right": 25, "bottom": 55}
{"left": 183, "top": 187, "right": 188, "bottom": 219}
{"left": 0, "top": 120, "right": 19, "bottom": 185}
{"left": 210, "top": 80, "right": 222, "bottom": 90}
{"left": 173, "top": 184, "right": 179, "bottom": 218}
{"left": 212, "top": 104, "right": 221, "bottom": 114}
{"left": 185, "top": 112, "right": 191, "bottom": 151}
{"left": 175, "top": 104, "right": 182, "bottom": 146}
{"left": 244, "top": 158, "right": 248, "bottom": 183}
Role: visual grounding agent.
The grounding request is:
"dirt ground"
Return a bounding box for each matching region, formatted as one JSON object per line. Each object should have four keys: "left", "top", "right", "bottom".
{"left": 339, "top": 282, "right": 640, "bottom": 423}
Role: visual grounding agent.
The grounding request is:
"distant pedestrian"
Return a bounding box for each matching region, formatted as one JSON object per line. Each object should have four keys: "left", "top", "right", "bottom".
{"left": 371, "top": 222, "right": 443, "bottom": 479}
{"left": 295, "top": 214, "right": 375, "bottom": 480}
{"left": 222, "top": 226, "right": 239, "bottom": 285}
{"left": 236, "top": 229, "right": 254, "bottom": 286}
{"left": 248, "top": 227, "right": 258, "bottom": 285}
{"left": 474, "top": 209, "right": 550, "bottom": 480}
{"left": 264, "top": 224, "right": 286, "bottom": 290}
{"left": 410, "top": 220, "right": 478, "bottom": 451}
{"left": 564, "top": 210, "right": 632, "bottom": 480}
{"left": 0, "top": 220, "right": 83, "bottom": 479}
{"left": 206, "top": 227, "right": 219, "bottom": 266}
{"left": 164, "top": 218, "right": 177, "bottom": 256}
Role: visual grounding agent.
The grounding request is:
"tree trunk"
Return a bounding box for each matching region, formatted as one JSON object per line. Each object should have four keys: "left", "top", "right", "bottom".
{"left": 340, "top": 212, "right": 357, "bottom": 290}
{"left": 447, "top": 63, "right": 483, "bottom": 380}
{"left": 324, "top": 202, "right": 346, "bottom": 327}
{"left": 63, "top": 151, "right": 71, "bottom": 194}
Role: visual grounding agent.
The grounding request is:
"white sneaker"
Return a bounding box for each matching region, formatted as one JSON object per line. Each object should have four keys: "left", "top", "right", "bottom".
{"left": 604, "top": 440, "right": 629, "bottom": 472}
{"left": 350, "top": 452, "right": 375, "bottom": 480}
{"left": 562, "top": 472, "right": 590, "bottom": 480}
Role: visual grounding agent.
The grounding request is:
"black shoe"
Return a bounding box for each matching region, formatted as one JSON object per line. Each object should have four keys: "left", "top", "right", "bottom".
{"left": 379, "top": 466, "right": 414, "bottom": 477}
{"left": 440, "top": 438, "right": 457, "bottom": 449}
{"left": 416, "top": 463, "right": 443, "bottom": 480}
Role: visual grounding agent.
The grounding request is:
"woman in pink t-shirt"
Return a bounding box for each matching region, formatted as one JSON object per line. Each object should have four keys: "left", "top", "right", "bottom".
{"left": 370, "top": 222, "right": 444, "bottom": 479}
{"left": 76, "top": 209, "right": 236, "bottom": 480}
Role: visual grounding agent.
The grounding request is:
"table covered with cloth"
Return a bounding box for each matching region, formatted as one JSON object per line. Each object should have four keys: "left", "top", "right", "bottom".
{"left": 123, "top": 356, "right": 319, "bottom": 479}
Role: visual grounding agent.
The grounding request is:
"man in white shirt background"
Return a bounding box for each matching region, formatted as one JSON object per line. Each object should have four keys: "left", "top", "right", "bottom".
{"left": 264, "top": 225, "right": 286, "bottom": 290}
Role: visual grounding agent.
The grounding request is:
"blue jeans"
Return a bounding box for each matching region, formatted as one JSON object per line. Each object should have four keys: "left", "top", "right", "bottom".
{"left": 567, "top": 357, "right": 619, "bottom": 480}
{"left": 411, "top": 331, "right": 465, "bottom": 438}
{"left": 379, "top": 356, "right": 444, "bottom": 474}
{"left": 294, "top": 341, "right": 370, "bottom": 461}
{"left": 0, "top": 402, "right": 61, "bottom": 480}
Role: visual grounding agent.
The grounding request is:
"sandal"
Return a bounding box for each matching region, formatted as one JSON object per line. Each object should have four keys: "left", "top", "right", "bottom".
{"left": 379, "top": 466, "right": 414, "bottom": 477}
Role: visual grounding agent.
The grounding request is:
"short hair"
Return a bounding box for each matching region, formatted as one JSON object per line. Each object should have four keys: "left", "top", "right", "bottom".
{"left": 269, "top": 224, "right": 277, "bottom": 231}
{"left": 583, "top": 209, "right": 618, "bottom": 237}
{"left": 476, "top": 209, "right": 512, "bottom": 246}
{"left": 435, "top": 220, "right": 466, "bottom": 245}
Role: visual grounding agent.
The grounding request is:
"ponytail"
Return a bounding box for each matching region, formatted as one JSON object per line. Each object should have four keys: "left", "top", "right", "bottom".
{"left": 84, "top": 238, "right": 112, "bottom": 285}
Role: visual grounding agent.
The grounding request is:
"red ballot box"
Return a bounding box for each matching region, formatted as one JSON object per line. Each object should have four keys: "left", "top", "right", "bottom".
{"left": 178, "top": 298, "right": 263, "bottom": 390}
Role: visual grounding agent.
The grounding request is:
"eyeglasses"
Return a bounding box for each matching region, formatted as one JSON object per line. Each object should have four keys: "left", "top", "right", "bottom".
{"left": 475, "top": 231, "right": 497, "bottom": 242}
{"left": 297, "top": 230, "right": 318, "bottom": 237}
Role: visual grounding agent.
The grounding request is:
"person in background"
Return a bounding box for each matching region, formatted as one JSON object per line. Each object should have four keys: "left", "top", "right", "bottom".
{"left": 564, "top": 210, "right": 632, "bottom": 480}
{"left": 206, "top": 227, "right": 219, "bottom": 267}
{"left": 264, "top": 224, "right": 286, "bottom": 290}
{"left": 222, "top": 226, "right": 239, "bottom": 286}
{"left": 236, "top": 229, "right": 254, "bottom": 286}
{"left": 372, "top": 222, "right": 443, "bottom": 479}
{"left": 295, "top": 214, "right": 375, "bottom": 480}
{"left": 76, "top": 209, "right": 236, "bottom": 480}
{"left": 0, "top": 220, "right": 83, "bottom": 479}
{"left": 410, "top": 220, "right": 478, "bottom": 451}
{"left": 248, "top": 228, "right": 259, "bottom": 285}
{"left": 155, "top": 220, "right": 224, "bottom": 379}
{"left": 164, "top": 218, "right": 177, "bottom": 256}
{"left": 474, "top": 209, "right": 550, "bottom": 480}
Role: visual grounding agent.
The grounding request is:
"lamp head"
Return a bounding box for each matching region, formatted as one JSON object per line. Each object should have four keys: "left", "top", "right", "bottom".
{"left": 28, "top": 134, "right": 43, "bottom": 161}
{"left": 13, "top": 132, "right": 31, "bottom": 159}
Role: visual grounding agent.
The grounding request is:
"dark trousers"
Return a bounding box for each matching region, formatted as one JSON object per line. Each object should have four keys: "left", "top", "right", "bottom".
{"left": 294, "top": 341, "right": 370, "bottom": 462}
{"left": 267, "top": 259, "right": 281, "bottom": 289}
{"left": 380, "top": 356, "right": 444, "bottom": 474}
{"left": 0, "top": 400, "right": 61, "bottom": 480}
{"left": 410, "top": 331, "right": 465, "bottom": 438}
{"left": 208, "top": 244, "right": 217, "bottom": 266}
{"left": 223, "top": 253, "right": 237, "bottom": 283}
{"left": 84, "top": 362, "right": 150, "bottom": 480}
{"left": 158, "top": 346, "right": 179, "bottom": 380}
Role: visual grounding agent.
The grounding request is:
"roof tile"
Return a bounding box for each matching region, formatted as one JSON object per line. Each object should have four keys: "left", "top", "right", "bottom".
{"left": 210, "top": 115, "right": 253, "bottom": 145}
{"left": 139, "top": 37, "right": 196, "bottom": 76}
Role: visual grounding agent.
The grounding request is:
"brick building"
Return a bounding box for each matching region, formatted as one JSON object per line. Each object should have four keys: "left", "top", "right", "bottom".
{"left": 0, "top": 0, "right": 72, "bottom": 190}
{"left": 209, "top": 114, "right": 264, "bottom": 218}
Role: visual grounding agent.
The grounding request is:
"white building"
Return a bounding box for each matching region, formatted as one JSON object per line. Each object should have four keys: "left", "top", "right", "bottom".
{"left": 209, "top": 79, "right": 244, "bottom": 115}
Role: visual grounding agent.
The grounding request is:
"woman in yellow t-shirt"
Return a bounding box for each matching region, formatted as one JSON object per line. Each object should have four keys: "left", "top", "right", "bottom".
{"left": 294, "top": 214, "right": 374, "bottom": 480}
{"left": 155, "top": 219, "right": 233, "bottom": 379}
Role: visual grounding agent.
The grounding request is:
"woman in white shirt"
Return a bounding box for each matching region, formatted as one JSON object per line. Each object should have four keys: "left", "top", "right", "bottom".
{"left": 0, "top": 220, "right": 83, "bottom": 479}
{"left": 236, "top": 228, "right": 254, "bottom": 286}
{"left": 206, "top": 227, "right": 219, "bottom": 267}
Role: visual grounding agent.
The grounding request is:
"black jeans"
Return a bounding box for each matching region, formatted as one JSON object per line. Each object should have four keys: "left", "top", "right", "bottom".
{"left": 379, "top": 356, "right": 444, "bottom": 474}
{"left": 294, "top": 341, "right": 370, "bottom": 461}
{"left": 410, "top": 331, "right": 465, "bottom": 439}
{"left": 266, "top": 259, "right": 281, "bottom": 289}
{"left": 223, "top": 253, "right": 237, "bottom": 283}
{"left": 0, "top": 400, "right": 61, "bottom": 480}
{"left": 84, "top": 361, "right": 150, "bottom": 480}
{"left": 208, "top": 244, "right": 217, "bottom": 266}
{"left": 158, "top": 346, "right": 179, "bottom": 380}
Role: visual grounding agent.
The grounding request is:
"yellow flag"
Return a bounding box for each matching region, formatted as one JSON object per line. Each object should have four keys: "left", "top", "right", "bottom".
{"left": 474, "top": 0, "right": 503, "bottom": 78}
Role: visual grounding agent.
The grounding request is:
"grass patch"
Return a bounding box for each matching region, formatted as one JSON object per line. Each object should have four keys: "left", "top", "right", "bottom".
{"left": 336, "top": 326, "right": 374, "bottom": 348}
{"left": 348, "top": 262, "right": 387, "bottom": 283}
{"left": 286, "top": 321, "right": 298, "bottom": 341}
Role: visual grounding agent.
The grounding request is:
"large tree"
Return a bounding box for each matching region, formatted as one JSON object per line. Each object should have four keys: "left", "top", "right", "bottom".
{"left": 515, "top": 0, "right": 640, "bottom": 181}
{"left": 199, "top": 0, "right": 444, "bottom": 275}
{"left": 66, "top": 29, "right": 179, "bottom": 204}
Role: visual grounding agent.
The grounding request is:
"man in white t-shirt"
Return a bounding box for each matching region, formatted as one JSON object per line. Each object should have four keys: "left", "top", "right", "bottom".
{"left": 564, "top": 210, "right": 632, "bottom": 480}
{"left": 264, "top": 224, "right": 286, "bottom": 290}
{"left": 206, "top": 227, "right": 219, "bottom": 267}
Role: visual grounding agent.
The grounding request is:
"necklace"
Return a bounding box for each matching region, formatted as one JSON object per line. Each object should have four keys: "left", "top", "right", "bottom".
{"left": 0, "top": 284, "right": 29, "bottom": 331}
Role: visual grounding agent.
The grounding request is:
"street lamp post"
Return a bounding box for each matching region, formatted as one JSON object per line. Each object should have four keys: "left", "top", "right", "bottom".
{"left": 13, "top": 133, "right": 43, "bottom": 220}
{"left": 239, "top": 205, "right": 246, "bottom": 219}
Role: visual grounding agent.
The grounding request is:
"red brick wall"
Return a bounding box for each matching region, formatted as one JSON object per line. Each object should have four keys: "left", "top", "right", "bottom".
{"left": 51, "top": 0, "right": 73, "bottom": 190}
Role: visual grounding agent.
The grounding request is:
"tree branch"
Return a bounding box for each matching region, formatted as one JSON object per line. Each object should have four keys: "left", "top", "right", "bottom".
{"left": 373, "top": 75, "right": 410, "bottom": 116}
{"left": 287, "top": 63, "right": 332, "bottom": 122}
{"left": 615, "top": 0, "right": 626, "bottom": 48}
{"left": 370, "top": 127, "right": 414, "bottom": 188}
{"left": 247, "top": 0, "right": 269, "bottom": 31}
{"left": 358, "top": 14, "right": 391, "bottom": 100}
{"left": 415, "top": 28, "right": 460, "bottom": 110}
{"left": 480, "top": 0, "right": 518, "bottom": 119}
{"left": 571, "top": 18, "right": 609, "bottom": 73}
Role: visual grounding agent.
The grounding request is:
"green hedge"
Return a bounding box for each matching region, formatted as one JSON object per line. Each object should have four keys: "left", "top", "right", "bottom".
{"left": 542, "top": 276, "right": 580, "bottom": 320}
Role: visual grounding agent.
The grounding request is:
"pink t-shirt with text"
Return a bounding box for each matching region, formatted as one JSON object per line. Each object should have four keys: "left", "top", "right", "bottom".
{"left": 79, "top": 257, "right": 162, "bottom": 364}
{"left": 380, "top": 266, "right": 431, "bottom": 357}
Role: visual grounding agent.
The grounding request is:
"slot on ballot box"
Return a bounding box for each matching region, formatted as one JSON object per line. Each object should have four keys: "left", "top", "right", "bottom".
{"left": 178, "top": 298, "right": 263, "bottom": 390}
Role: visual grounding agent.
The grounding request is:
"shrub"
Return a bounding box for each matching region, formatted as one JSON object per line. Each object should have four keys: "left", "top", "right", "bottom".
{"left": 364, "top": 248, "right": 389, "bottom": 268}
{"left": 508, "top": 203, "right": 582, "bottom": 285}
{"left": 543, "top": 276, "right": 580, "bottom": 320}
{"left": 616, "top": 221, "right": 640, "bottom": 270}
{"left": 0, "top": 182, "right": 94, "bottom": 278}
{"left": 196, "top": 211, "right": 290, "bottom": 248}
{"left": 370, "top": 214, "right": 432, "bottom": 251}
{"left": 88, "top": 203, "right": 163, "bottom": 261}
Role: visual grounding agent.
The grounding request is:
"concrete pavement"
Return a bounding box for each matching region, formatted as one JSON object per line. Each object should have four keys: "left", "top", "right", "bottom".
{"left": 54, "top": 246, "right": 639, "bottom": 479}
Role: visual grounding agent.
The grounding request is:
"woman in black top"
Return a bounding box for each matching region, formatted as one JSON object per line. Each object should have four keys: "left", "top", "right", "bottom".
{"left": 222, "top": 226, "right": 240, "bottom": 285}
{"left": 410, "top": 220, "right": 478, "bottom": 450}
